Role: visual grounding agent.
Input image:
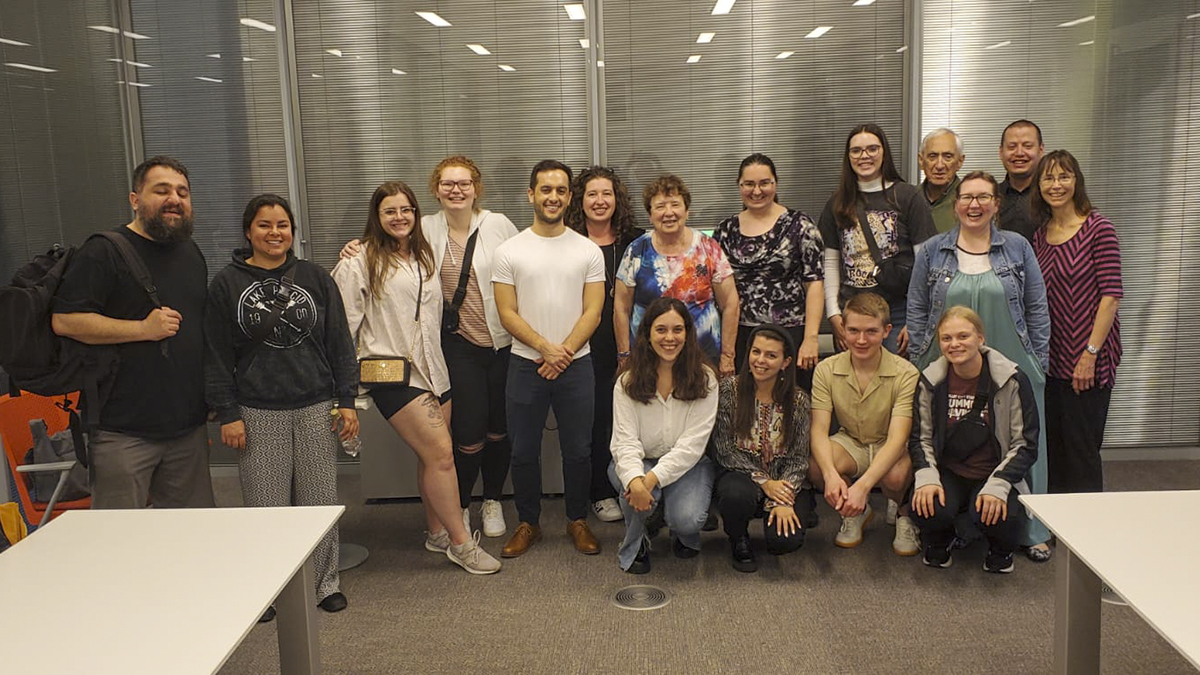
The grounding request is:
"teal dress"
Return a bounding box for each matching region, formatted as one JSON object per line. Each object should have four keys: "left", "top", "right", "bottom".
{"left": 916, "top": 270, "right": 1050, "bottom": 547}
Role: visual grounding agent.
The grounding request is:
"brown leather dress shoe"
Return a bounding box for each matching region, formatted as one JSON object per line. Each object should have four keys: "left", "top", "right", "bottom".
{"left": 501, "top": 522, "right": 542, "bottom": 558}
{"left": 567, "top": 519, "right": 601, "bottom": 555}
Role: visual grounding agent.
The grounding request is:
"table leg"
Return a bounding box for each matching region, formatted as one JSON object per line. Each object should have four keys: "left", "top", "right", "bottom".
{"left": 1054, "top": 545, "right": 1101, "bottom": 674}
{"left": 276, "top": 557, "right": 321, "bottom": 675}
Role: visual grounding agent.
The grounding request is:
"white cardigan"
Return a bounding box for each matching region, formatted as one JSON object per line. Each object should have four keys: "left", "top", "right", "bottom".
{"left": 422, "top": 209, "right": 519, "bottom": 350}
{"left": 610, "top": 369, "right": 719, "bottom": 490}
{"left": 331, "top": 250, "right": 450, "bottom": 396}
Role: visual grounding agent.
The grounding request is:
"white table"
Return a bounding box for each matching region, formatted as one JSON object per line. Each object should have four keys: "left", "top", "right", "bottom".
{"left": 1021, "top": 491, "right": 1200, "bottom": 673}
{"left": 0, "top": 505, "right": 343, "bottom": 674}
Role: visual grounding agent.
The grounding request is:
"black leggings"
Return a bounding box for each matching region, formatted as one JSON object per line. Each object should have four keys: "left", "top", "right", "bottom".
{"left": 911, "top": 471, "right": 1025, "bottom": 555}
{"left": 443, "top": 333, "right": 511, "bottom": 507}
{"left": 715, "top": 470, "right": 804, "bottom": 554}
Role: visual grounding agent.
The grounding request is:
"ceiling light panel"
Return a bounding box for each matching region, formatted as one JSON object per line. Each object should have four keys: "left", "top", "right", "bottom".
{"left": 805, "top": 26, "right": 832, "bottom": 38}
{"left": 712, "top": 0, "right": 735, "bottom": 15}
{"left": 415, "top": 11, "right": 451, "bottom": 27}
{"left": 697, "top": 32, "right": 715, "bottom": 43}
{"left": 564, "top": 4, "right": 586, "bottom": 20}
{"left": 466, "top": 44, "right": 491, "bottom": 55}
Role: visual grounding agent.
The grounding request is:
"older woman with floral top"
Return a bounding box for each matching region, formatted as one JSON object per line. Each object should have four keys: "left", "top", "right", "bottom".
{"left": 710, "top": 324, "right": 812, "bottom": 573}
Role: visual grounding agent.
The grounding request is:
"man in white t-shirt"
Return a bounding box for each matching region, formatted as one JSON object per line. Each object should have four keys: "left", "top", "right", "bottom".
{"left": 492, "top": 160, "right": 607, "bottom": 558}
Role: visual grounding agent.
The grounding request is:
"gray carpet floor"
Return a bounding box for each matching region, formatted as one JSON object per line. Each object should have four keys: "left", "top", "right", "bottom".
{"left": 216, "top": 460, "right": 1200, "bottom": 674}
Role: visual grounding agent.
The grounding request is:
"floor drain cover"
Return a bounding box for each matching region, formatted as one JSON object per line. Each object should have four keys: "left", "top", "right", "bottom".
{"left": 612, "top": 585, "right": 671, "bottom": 611}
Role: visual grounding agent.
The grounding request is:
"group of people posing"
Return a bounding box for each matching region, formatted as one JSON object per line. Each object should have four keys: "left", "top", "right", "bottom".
{"left": 46, "top": 116, "right": 1121, "bottom": 614}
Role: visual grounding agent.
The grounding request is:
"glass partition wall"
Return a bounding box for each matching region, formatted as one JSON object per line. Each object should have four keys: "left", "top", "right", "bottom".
{"left": 2, "top": 0, "right": 1197, "bottom": 450}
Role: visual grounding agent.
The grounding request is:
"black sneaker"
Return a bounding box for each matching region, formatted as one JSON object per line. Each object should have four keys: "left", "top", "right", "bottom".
{"left": 628, "top": 540, "right": 651, "bottom": 574}
{"left": 672, "top": 536, "right": 699, "bottom": 559}
{"left": 258, "top": 606, "right": 276, "bottom": 623}
{"left": 983, "top": 550, "right": 1015, "bottom": 574}
{"left": 318, "top": 592, "right": 348, "bottom": 612}
{"left": 730, "top": 535, "right": 757, "bottom": 573}
{"left": 922, "top": 543, "right": 953, "bottom": 568}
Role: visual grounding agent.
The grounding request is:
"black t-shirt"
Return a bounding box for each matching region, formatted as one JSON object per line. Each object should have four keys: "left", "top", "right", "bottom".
{"left": 52, "top": 226, "right": 208, "bottom": 439}
{"left": 818, "top": 182, "right": 937, "bottom": 296}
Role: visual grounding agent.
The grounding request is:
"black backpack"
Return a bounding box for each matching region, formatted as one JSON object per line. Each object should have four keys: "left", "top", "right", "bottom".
{"left": 0, "top": 231, "right": 163, "bottom": 467}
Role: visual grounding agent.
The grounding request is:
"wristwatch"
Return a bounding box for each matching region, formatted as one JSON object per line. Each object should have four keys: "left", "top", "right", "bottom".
{"left": 1085, "top": 344, "right": 1099, "bottom": 355}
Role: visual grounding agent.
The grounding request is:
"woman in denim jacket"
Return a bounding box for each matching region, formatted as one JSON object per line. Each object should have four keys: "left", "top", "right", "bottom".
{"left": 906, "top": 170, "right": 1053, "bottom": 563}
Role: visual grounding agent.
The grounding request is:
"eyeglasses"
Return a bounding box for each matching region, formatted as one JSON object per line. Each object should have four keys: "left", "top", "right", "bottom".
{"left": 438, "top": 180, "right": 474, "bottom": 191}
{"left": 738, "top": 179, "right": 776, "bottom": 191}
{"left": 381, "top": 206, "right": 417, "bottom": 217}
{"left": 955, "top": 194, "right": 996, "bottom": 205}
{"left": 1039, "top": 173, "right": 1076, "bottom": 186}
{"left": 848, "top": 145, "right": 882, "bottom": 159}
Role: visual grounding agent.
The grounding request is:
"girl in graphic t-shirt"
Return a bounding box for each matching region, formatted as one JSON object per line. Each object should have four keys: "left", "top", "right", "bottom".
{"left": 818, "top": 123, "right": 937, "bottom": 357}
{"left": 909, "top": 307, "right": 1039, "bottom": 574}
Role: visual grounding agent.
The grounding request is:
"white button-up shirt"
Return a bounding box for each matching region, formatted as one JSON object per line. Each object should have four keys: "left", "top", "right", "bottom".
{"left": 610, "top": 369, "right": 719, "bottom": 490}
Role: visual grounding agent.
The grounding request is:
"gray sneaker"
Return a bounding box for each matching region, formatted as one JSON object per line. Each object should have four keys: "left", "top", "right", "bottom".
{"left": 834, "top": 505, "right": 874, "bottom": 548}
{"left": 447, "top": 531, "right": 502, "bottom": 575}
{"left": 424, "top": 529, "right": 451, "bottom": 553}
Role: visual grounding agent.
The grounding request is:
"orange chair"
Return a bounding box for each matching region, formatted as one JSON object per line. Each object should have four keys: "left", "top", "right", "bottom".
{"left": 0, "top": 391, "right": 91, "bottom": 527}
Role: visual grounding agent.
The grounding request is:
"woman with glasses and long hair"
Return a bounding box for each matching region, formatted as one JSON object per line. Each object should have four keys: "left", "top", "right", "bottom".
{"left": 709, "top": 324, "right": 812, "bottom": 573}
{"left": 333, "top": 180, "right": 502, "bottom": 575}
{"left": 608, "top": 297, "right": 718, "bottom": 574}
{"left": 565, "top": 166, "right": 641, "bottom": 523}
{"left": 713, "top": 153, "right": 824, "bottom": 390}
{"left": 818, "top": 123, "right": 937, "bottom": 356}
{"left": 340, "top": 158, "right": 519, "bottom": 540}
{"left": 906, "top": 170, "right": 1053, "bottom": 562}
{"left": 1031, "top": 151, "right": 1123, "bottom": 497}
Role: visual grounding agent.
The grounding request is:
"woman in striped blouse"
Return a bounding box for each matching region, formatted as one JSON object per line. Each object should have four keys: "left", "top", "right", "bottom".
{"left": 1031, "top": 150, "right": 1123, "bottom": 494}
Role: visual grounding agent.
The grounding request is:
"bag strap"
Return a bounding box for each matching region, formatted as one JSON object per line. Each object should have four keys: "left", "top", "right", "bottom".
{"left": 855, "top": 201, "right": 885, "bottom": 266}
{"left": 94, "top": 231, "right": 168, "bottom": 357}
{"left": 447, "top": 229, "right": 480, "bottom": 315}
{"left": 95, "top": 231, "right": 162, "bottom": 307}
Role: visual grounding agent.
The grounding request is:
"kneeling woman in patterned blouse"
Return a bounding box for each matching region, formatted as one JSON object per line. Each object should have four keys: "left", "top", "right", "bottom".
{"left": 710, "top": 325, "right": 812, "bottom": 573}
{"left": 608, "top": 297, "right": 719, "bottom": 574}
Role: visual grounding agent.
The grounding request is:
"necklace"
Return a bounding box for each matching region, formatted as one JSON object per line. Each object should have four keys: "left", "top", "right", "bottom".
{"left": 603, "top": 241, "right": 617, "bottom": 298}
{"left": 955, "top": 243, "right": 989, "bottom": 255}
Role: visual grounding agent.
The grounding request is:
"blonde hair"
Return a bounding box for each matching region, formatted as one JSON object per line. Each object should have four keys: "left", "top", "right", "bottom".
{"left": 936, "top": 305, "right": 986, "bottom": 338}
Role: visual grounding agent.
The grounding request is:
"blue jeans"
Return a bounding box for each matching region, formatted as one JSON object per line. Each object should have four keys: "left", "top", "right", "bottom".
{"left": 506, "top": 355, "right": 595, "bottom": 525}
{"left": 607, "top": 456, "right": 715, "bottom": 571}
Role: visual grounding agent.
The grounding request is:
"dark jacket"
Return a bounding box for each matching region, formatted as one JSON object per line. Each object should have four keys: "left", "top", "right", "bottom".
{"left": 204, "top": 249, "right": 358, "bottom": 424}
{"left": 909, "top": 347, "right": 1038, "bottom": 500}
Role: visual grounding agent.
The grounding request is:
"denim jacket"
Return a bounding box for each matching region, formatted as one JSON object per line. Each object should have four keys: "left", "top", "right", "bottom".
{"left": 906, "top": 226, "right": 1050, "bottom": 371}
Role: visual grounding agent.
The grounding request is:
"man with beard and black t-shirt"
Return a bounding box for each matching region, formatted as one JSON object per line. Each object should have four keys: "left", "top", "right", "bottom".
{"left": 52, "top": 156, "right": 214, "bottom": 508}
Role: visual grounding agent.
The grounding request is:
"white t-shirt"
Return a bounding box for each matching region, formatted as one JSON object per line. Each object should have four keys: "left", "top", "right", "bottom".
{"left": 491, "top": 227, "right": 605, "bottom": 362}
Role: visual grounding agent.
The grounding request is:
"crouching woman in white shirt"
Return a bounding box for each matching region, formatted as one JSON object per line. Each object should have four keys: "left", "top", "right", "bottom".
{"left": 608, "top": 297, "right": 719, "bottom": 574}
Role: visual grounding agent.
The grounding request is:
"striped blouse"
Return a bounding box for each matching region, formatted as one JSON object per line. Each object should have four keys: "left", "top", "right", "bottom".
{"left": 1033, "top": 211, "right": 1123, "bottom": 388}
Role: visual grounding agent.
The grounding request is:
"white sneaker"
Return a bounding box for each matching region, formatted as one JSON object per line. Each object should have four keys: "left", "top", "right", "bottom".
{"left": 886, "top": 498, "right": 899, "bottom": 525}
{"left": 893, "top": 515, "right": 920, "bottom": 556}
{"left": 834, "top": 505, "right": 874, "bottom": 548}
{"left": 592, "top": 497, "right": 623, "bottom": 522}
{"left": 424, "top": 529, "right": 450, "bottom": 553}
{"left": 446, "top": 531, "right": 502, "bottom": 575}
{"left": 461, "top": 507, "right": 471, "bottom": 536}
{"left": 481, "top": 499, "right": 507, "bottom": 537}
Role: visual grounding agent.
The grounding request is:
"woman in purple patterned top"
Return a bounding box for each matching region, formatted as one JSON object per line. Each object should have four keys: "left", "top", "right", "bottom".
{"left": 713, "top": 154, "right": 825, "bottom": 391}
{"left": 1031, "top": 150, "right": 1122, "bottom": 494}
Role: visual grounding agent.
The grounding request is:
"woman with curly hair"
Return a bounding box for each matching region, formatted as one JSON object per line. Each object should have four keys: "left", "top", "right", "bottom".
{"left": 607, "top": 297, "right": 718, "bottom": 573}
{"left": 566, "top": 166, "right": 641, "bottom": 523}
